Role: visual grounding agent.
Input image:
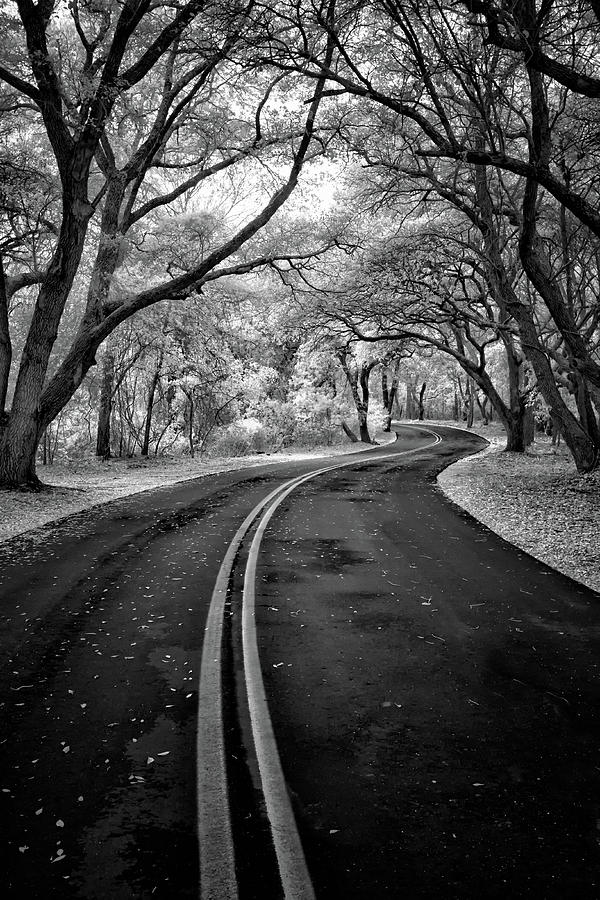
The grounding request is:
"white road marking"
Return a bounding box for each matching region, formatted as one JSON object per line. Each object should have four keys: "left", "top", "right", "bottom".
{"left": 197, "top": 479, "right": 311, "bottom": 900}
{"left": 197, "top": 426, "right": 442, "bottom": 898}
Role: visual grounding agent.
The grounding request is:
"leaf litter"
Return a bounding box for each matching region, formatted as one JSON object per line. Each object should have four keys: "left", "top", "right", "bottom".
{"left": 438, "top": 436, "right": 600, "bottom": 593}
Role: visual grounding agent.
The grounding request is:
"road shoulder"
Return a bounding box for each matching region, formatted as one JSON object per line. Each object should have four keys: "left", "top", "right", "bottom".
{"left": 438, "top": 434, "right": 600, "bottom": 593}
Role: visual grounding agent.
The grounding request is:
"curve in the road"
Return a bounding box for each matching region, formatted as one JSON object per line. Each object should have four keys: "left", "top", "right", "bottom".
{"left": 197, "top": 426, "right": 442, "bottom": 899}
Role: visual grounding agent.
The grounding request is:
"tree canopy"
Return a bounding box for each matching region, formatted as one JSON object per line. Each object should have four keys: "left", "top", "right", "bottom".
{"left": 1, "top": 0, "right": 599, "bottom": 482}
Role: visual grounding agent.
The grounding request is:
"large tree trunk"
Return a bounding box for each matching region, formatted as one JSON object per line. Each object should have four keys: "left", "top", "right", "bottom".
{"left": 0, "top": 416, "right": 43, "bottom": 487}
{"left": 0, "top": 187, "right": 94, "bottom": 486}
{"left": 505, "top": 411, "right": 525, "bottom": 451}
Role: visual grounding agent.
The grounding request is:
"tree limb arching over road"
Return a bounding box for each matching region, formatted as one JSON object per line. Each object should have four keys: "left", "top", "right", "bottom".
{"left": 1, "top": 426, "right": 599, "bottom": 898}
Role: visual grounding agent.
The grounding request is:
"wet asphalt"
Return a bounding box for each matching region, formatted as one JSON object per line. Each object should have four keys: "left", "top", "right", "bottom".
{"left": 1, "top": 426, "right": 599, "bottom": 898}
{"left": 257, "top": 427, "right": 600, "bottom": 898}
{"left": 0, "top": 457, "right": 327, "bottom": 897}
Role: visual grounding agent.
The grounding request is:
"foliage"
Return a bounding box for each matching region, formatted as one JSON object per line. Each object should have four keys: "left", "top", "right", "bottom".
{"left": 2, "top": 0, "right": 600, "bottom": 475}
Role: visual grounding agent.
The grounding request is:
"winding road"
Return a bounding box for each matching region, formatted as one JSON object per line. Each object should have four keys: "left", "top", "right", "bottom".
{"left": 1, "top": 425, "right": 600, "bottom": 898}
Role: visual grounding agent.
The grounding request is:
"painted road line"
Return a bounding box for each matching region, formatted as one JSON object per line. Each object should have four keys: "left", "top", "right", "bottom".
{"left": 197, "top": 475, "right": 327, "bottom": 900}
{"left": 239, "top": 431, "right": 442, "bottom": 899}
{"left": 197, "top": 428, "right": 441, "bottom": 898}
{"left": 197, "top": 437, "right": 408, "bottom": 897}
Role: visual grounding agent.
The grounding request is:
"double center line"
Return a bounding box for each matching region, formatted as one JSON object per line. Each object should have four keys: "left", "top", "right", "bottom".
{"left": 196, "top": 428, "right": 442, "bottom": 899}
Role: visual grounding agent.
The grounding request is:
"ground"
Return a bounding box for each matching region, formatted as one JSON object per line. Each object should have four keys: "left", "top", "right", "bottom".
{"left": 2, "top": 426, "right": 599, "bottom": 897}
{"left": 438, "top": 426, "right": 600, "bottom": 593}
{"left": 0, "top": 422, "right": 598, "bottom": 593}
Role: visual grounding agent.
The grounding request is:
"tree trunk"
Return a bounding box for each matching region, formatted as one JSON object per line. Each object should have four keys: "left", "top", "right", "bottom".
{"left": 523, "top": 405, "right": 535, "bottom": 448}
{"left": 551, "top": 418, "right": 562, "bottom": 446}
{"left": 337, "top": 350, "right": 374, "bottom": 444}
{"left": 188, "top": 395, "right": 195, "bottom": 458}
{"left": 141, "top": 367, "right": 162, "bottom": 457}
{"left": 358, "top": 416, "right": 371, "bottom": 443}
{"left": 382, "top": 361, "right": 400, "bottom": 431}
{"left": 474, "top": 162, "right": 598, "bottom": 472}
{"left": 0, "top": 417, "right": 43, "bottom": 487}
{"left": 341, "top": 419, "right": 359, "bottom": 442}
{"left": 357, "top": 362, "right": 373, "bottom": 442}
{"left": 571, "top": 373, "right": 600, "bottom": 449}
{"left": 504, "top": 411, "right": 525, "bottom": 451}
{"left": 0, "top": 257, "right": 11, "bottom": 419}
{"left": 465, "top": 379, "right": 474, "bottom": 428}
{"left": 96, "top": 349, "right": 115, "bottom": 459}
{"left": 476, "top": 394, "right": 489, "bottom": 425}
{"left": 0, "top": 186, "right": 94, "bottom": 487}
{"left": 418, "top": 381, "right": 426, "bottom": 420}
{"left": 405, "top": 378, "right": 416, "bottom": 419}
{"left": 382, "top": 370, "right": 390, "bottom": 432}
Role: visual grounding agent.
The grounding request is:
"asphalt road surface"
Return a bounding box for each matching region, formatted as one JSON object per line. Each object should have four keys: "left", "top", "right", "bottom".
{"left": 1, "top": 425, "right": 600, "bottom": 899}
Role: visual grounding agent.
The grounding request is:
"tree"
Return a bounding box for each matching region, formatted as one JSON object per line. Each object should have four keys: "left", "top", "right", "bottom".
{"left": 336, "top": 345, "right": 380, "bottom": 442}
{"left": 270, "top": 0, "right": 600, "bottom": 469}
{"left": 0, "top": 0, "right": 337, "bottom": 486}
{"left": 381, "top": 358, "right": 401, "bottom": 431}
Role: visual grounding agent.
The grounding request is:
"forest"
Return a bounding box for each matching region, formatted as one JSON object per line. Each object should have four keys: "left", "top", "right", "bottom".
{"left": 1, "top": 0, "right": 599, "bottom": 486}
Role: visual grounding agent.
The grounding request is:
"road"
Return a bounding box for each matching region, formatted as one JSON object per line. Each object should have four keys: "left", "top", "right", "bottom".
{"left": 1, "top": 425, "right": 600, "bottom": 898}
